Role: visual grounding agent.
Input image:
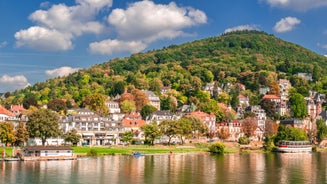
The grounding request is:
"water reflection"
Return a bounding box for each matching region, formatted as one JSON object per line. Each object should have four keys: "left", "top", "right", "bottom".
{"left": 1, "top": 152, "right": 327, "bottom": 184}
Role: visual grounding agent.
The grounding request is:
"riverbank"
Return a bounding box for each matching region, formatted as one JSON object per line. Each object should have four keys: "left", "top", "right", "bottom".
{"left": 72, "top": 144, "right": 210, "bottom": 156}
{"left": 0, "top": 142, "right": 263, "bottom": 159}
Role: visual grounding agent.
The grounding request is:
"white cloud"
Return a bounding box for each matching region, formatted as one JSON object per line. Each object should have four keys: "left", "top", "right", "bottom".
{"left": 108, "top": 1, "right": 207, "bottom": 42}
{"left": 224, "top": 25, "right": 260, "bottom": 33}
{"left": 0, "top": 41, "right": 8, "bottom": 48}
{"left": 273, "top": 17, "right": 300, "bottom": 33}
{"left": 89, "top": 39, "right": 146, "bottom": 55}
{"left": 45, "top": 66, "right": 80, "bottom": 77}
{"left": 88, "top": 1, "right": 206, "bottom": 55}
{"left": 0, "top": 75, "right": 30, "bottom": 92}
{"left": 15, "top": 0, "right": 112, "bottom": 51}
{"left": 15, "top": 26, "right": 73, "bottom": 51}
{"left": 263, "top": 0, "right": 327, "bottom": 11}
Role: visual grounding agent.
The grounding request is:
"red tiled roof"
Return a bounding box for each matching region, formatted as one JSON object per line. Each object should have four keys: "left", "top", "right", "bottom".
{"left": 262, "top": 94, "right": 280, "bottom": 99}
{"left": 122, "top": 119, "right": 145, "bottom": 127}
{"left": 10, "top": 105, "right": 25, "bottom": 112}
{"left": 124, "top": 112, "right": 142, "bottom": 119}
{"left": 0, "top": 105, "right": 14, "bottom": 116}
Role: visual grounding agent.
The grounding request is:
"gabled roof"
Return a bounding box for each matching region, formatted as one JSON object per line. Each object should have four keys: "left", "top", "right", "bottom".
{"left": 0, "top": 105, "right": 14, "bottom": 116}
{"left": 10, "top": 105, "right": 25, "bottom": 112}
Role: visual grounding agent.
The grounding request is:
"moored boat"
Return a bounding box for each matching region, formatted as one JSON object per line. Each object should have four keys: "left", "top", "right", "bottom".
{"left": 276, "top": 140, "right": 312, "bottom": 153}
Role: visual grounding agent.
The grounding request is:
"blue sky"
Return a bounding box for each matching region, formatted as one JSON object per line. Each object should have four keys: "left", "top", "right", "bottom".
{"left": 1, "top": 0, "right": 327, "bottom": 93}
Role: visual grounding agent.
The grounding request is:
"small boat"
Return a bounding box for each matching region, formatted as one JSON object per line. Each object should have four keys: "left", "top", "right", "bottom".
{"left": 132, "top": 152, "right": 144, "bottom": 157}
{"left": 276, "top": 140, "right": 312, "bottom": 153}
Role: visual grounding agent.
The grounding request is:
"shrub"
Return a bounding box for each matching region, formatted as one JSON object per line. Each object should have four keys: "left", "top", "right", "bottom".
{"left": 263, "top": 135, "right": 275, "bottom": 151}
{"left": 238, "top": 136, "right": 250, "bottom": 145}
{"left": 208, "top": 142, "right": 225, "bottom": 154}
{"left": 86, "top": 148, "right": 98, "bottom": 157}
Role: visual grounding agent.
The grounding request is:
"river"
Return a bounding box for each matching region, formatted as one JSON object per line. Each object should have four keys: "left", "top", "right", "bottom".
{"left": 1, "top": 152, "right": 327, "bottom": 184}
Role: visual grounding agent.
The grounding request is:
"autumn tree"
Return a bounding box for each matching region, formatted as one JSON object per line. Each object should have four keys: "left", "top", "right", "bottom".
{"left": 260, "top": 99, "right": 276, "bottom": 118}
{"left": 64, "top": 129, "right": 81, "bottom": 145}
{"left": 14, "top": 122, "right": 29, "bottom": 146}
{"left": 0, "top": 122, "right": 16, "bottom": 146}
{"left": 241, "top": 117, "right": 258, "bottom": 138}
{"left": 132, "top": 89, "right": 149, "bottom": 111}
{"left": 23, "top": 97, "right": 38, "bottom": 109}
{"left": 141, "top": 122, "right": 162, "bottom": 145}
{"left": 217, "top": 127, "right": 231, "bottom": 140}
{"left": 82, "top": 93, "right": 109, "bottom": 116}
{"left": 265, "top": 119, "right": 278, "bottom": 136}
{"left": 27, "top": 108, "right": 62, "bottom": 146}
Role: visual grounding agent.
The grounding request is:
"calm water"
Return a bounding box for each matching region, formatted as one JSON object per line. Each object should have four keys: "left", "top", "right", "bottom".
{"left": 1, "top": 152, "right": 327, "bottom": 184}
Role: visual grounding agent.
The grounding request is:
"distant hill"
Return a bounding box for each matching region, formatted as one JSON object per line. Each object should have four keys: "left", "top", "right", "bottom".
{"left": 7, "top": 30, "right": 327, "bottom": 107}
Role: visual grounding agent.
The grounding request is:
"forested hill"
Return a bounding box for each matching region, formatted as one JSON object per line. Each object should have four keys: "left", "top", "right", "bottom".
{"left": 6, "top": 30, "right": 327, "bottom": 107}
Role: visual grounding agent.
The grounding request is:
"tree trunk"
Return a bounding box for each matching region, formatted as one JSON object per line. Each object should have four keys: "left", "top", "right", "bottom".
{"left": 42, "top": 138, "right": 46, "bottom": 146}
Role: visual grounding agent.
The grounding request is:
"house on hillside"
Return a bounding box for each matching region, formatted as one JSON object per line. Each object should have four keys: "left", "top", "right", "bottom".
{"left": 238, "top": 94, "right": 249, "bottom": 107}
{"left": 146, "top": 110, "right": 182, "bottom": 124}
{"left": 10, "top": 105, "right": 25, "bottom": 116}
{"left": 105, "top": 100, "right": 121, "bottom": 114}
{"left": 188, "top": 111, "right": 216, "bottom": 134}
{"left": 278, "top": 79, "right": 291, "bottom": 102}
{"left": 143, "top": 90, "right": 161, "bottom": 110}
{"left": 298, "top": 73, "right": 313, "bottom": 81}
{"left": 246, "top": 105, "right": 266, "bottom": 129}
{"left": 217, "top": 120, "right": 243, "bottom": 141}
{"left": 0, "top": 105, "right": 17, "bottom": 122}
{"left": 122, "top": 112, "right": 145, "bottom": 132}
{"left": 203, "top": 82, "right": 222, "bottom": 97}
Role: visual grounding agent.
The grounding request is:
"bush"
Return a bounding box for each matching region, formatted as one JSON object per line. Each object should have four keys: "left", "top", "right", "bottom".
{"left": 86, "top": 148, "right": 98, "bottom": 157}
{"left": 263, "top": 135, "right": 275, "bottom": 151}
{"left": 238, "top": 136, "right": 250, "bottom": 145}
{"left": 208, "top": 142, "right": 225, "bottom": 154}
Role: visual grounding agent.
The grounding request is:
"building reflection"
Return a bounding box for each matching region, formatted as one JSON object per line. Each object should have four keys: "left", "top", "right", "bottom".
{"left": 1, "top": 153, "right": 327, "bottom": 184}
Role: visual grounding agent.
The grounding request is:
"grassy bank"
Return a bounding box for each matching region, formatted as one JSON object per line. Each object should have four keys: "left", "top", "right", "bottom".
{"left": 73, "top": 144, "right": 210, "bottom": 156}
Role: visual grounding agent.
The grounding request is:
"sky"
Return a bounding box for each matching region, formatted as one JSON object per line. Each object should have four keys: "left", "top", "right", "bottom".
{"left": 1, "top": 0, "right": 327, "bottom": 93}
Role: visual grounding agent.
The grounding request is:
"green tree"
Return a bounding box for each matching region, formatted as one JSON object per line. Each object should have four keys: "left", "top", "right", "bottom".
{"left": 120, "top": 100, "right": 136, "bottom": 113}
{"left": 141, "top": 122, "right": 162, "bottom": 145}
{"left": 199, "top": 99, "right": 223, "bottom": 122}
{"left": 14, "top": 122, "right": 29, "bottom": 146}
{"left": 316, "top": 119, "right": 327, "bottom": 142}
{"left": 274, "top": 125, "right": 308, "bottom": 145}
{"left": 47, "top": 98, "right": 67, "bottom": 113}
{"left": 140, "top": 105, "right": 157, "bottom": 120}
{"left": 0, "top": 122, "right": 16, "bottom": 146}
{"left": 27, "top": 108, "right": 62, "bottom": 146}
{"left": 121, "top": 131, "right": 134, "bottom": 145}
{"left": 110, "top": 80, "right": 125, "bottom": 97}
{"left": 289, "top": 93, "right": 307, "bottom": 119}
{"left": 177, "top": 118, "right": 192, "bottom": 144}
{"left": 64, "top": 129, "right": 81, "bottom": 146}
{"left": 159, "top": 120, "right": 180, "bottom": 145}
